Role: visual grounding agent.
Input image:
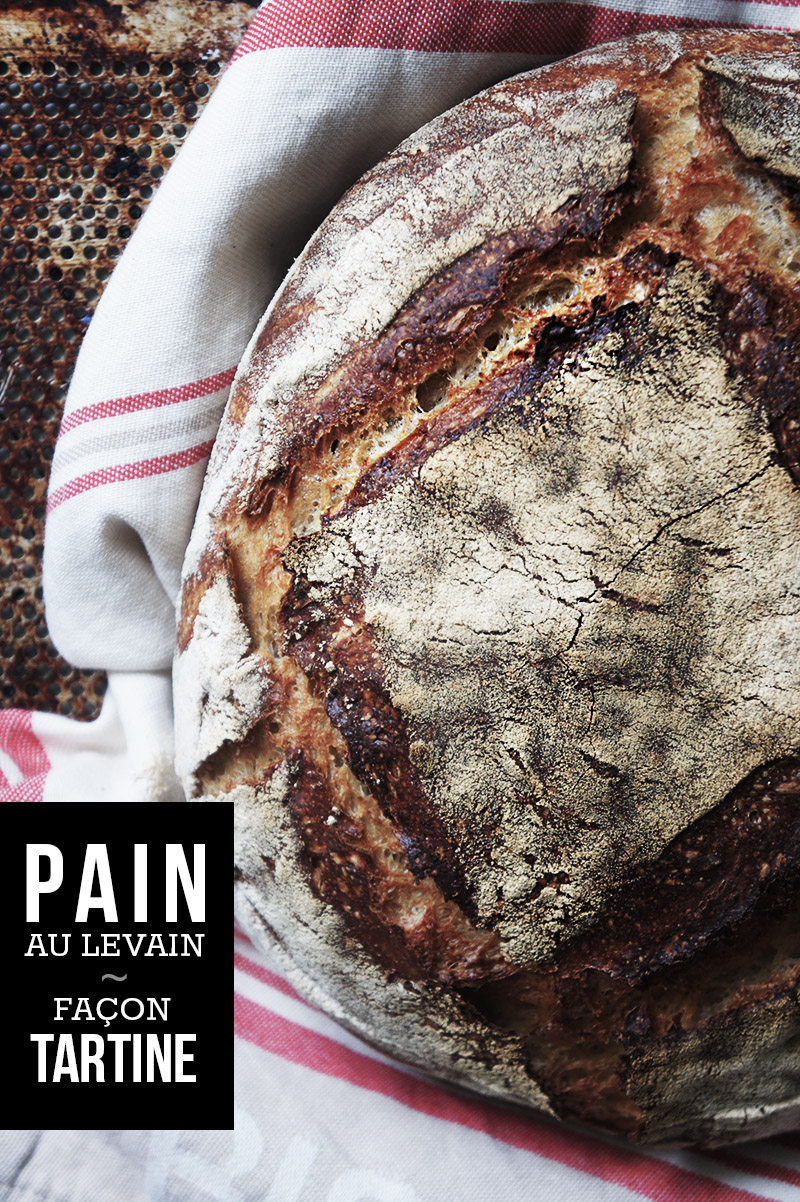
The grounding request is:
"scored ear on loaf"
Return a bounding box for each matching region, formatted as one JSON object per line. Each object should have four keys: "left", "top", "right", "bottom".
{"left": 175, "top": 29, "right": 800, "bottom": 1146}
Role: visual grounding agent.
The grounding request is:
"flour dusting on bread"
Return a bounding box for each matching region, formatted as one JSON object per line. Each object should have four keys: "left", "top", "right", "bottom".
{"left": 176, "top": 30, "right": 800, "bottom": 1146}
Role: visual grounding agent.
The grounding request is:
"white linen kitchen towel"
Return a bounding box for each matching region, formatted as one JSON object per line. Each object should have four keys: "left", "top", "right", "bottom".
{"left": 3, "top": 2, "right": 800, "bottom": 1200}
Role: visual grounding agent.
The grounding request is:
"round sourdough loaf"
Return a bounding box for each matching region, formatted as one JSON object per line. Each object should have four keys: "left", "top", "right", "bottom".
{"left": 175, "top": 29, "right": 800, "bottom": 1145}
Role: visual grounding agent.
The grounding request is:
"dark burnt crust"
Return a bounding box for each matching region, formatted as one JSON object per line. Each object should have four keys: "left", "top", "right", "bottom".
{"left": 288, "top": 752, "right": 424, "bottom": 982}
{"left": 237, "top": 181, "right": 638, "bottom": 511}
{"left": 320, "top": 237, "right": 800, "bottom": 516}
{"left": 279, "top": 586, "right": 472, "bottom": 911}
{"left": 718, "top": 267, "right": 800, "bottom": 487}
{"left": 560, "top": 757, "right": 800, "bottom": 985}
{"left": 287, "top": 751, "right": 509, "bottom": 987}
{"left": 466, "top": 879, "right": 800, "bottom": 1136}
{"left": 332, "top": 244, "right": 680, "bottom": 520}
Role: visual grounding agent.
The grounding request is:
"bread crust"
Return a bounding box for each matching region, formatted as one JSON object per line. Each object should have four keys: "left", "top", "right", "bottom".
{"left": 176, "top": 29, "right": 800, "bottom": 1145}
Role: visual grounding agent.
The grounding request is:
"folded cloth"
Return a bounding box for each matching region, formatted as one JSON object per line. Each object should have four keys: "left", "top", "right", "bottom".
{"left": 3, "top": 1, "right": 800, "bottom": 1198}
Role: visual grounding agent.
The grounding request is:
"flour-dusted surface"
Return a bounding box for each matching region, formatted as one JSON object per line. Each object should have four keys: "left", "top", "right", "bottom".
{"left": 174, "top": 565, "right": 269, "bottom": 785}
{"left": 286, "top": 261, "right": 800, "bottom": 967}
{"left": 175, "top": 29, "right": 800, "bottom": 1145}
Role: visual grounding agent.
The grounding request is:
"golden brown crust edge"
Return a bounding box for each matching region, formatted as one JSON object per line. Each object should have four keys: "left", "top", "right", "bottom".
{"left": 176, "top": 29, "right": 800, "bottom": 1145}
